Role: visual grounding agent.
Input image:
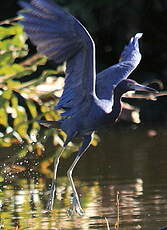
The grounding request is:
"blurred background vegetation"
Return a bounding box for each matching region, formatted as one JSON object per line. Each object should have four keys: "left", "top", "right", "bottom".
{"left": 0, "top": 0, "right": 167, "bottom": 177}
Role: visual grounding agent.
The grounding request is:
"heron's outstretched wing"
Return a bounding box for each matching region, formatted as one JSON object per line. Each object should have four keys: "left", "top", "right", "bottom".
{"left": 19, "top": 0, "right": 96, "bottom": 116}
{"left": 96, "top": 33, "right": 142, "bottom": 99}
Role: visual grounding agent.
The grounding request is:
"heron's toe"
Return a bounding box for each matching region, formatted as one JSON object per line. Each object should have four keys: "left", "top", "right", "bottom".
{"left": 67, "top": 193, "right": 84, "bottom": 216}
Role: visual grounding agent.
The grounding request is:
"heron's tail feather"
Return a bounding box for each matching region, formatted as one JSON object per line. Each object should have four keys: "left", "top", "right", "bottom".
{"left": 38, "top": 120, "right": 61, "bottom": 129}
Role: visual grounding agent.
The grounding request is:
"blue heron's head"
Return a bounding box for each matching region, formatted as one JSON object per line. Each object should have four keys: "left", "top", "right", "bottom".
{"left": 116, "top": 79, "right": 157, "bottom": 95}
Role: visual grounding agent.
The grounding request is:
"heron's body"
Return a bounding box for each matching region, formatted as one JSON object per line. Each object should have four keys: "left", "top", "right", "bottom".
{"left": 60, "top": 84, "right": 121, "bottom": 137}
{"left": 19, "top": 0, "right": 156, "bottom": 215}
{"left": 60, "top": 98, "right": 113, "bottom": 137}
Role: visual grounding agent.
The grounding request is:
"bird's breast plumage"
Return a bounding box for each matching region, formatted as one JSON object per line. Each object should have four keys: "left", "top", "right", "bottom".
{"left": 60, "top": 97, "right": 118, "bottom": 136}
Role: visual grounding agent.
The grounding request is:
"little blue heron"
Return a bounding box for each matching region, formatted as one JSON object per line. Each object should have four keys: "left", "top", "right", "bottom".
{"left": 19, "top": 0, "right": 157, "bottom": 215}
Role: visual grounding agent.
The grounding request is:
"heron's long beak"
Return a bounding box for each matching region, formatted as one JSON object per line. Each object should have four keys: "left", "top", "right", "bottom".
{"left": 132, "top": 83, "right": 158, "bottom": 93}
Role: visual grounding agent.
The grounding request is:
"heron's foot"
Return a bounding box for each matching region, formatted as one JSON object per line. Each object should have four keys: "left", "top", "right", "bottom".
{"left": 67, "top": 192, "right": 84, "bottom": 216}
{"left": 46, "top": 184, "right": 56, "bottom": 211}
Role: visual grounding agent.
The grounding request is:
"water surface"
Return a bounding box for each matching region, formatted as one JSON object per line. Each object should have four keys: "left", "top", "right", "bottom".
{"left": 0, "top": 127, "right": 167, "bottom": 230}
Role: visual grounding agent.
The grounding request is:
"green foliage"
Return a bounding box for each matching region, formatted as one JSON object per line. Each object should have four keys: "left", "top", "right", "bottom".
{"left": 0, "top": 23, "right": 64, "bottom": 154}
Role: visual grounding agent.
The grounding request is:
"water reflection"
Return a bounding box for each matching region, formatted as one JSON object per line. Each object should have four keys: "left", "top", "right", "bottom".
{"left": 1, "top": 127, "right": 167, "bottom": 229}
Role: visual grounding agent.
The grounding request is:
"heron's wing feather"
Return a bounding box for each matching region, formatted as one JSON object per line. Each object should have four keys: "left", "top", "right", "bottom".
{"left": 119, "top": 33, "right": 142, "bottom": 63}
{"left": 96, "top": 33, "right": 142, "bottom": 99}
{"left": 19, "top": 0, "right": 96, "bottom": 116}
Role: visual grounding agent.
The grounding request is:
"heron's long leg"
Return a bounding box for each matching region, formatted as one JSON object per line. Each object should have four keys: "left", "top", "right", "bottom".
{"left": 46, "top": 146, "right": 65, "bottom": 211}
{"left": 46, "top": 131, "right": 77, "bottom": 211}
{"left": 67, "top": 133, "right": 93, "bottom": 216}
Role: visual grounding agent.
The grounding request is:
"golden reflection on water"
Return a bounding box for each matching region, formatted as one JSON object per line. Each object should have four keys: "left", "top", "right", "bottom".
{"left": 1, "top": 176, "right": 167, "bottom": 230}
{"left": 0, "top": 178, "right": 103, "bottom": 230}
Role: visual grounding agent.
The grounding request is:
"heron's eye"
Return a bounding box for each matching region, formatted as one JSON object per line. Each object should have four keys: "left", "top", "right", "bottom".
{"left": 127, "top": 82, "right": 133, "bottom": 88}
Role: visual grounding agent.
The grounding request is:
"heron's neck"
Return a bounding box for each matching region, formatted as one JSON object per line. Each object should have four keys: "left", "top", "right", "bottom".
{"left": 110, "top": 90, "right": 123, "bottom": 122}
